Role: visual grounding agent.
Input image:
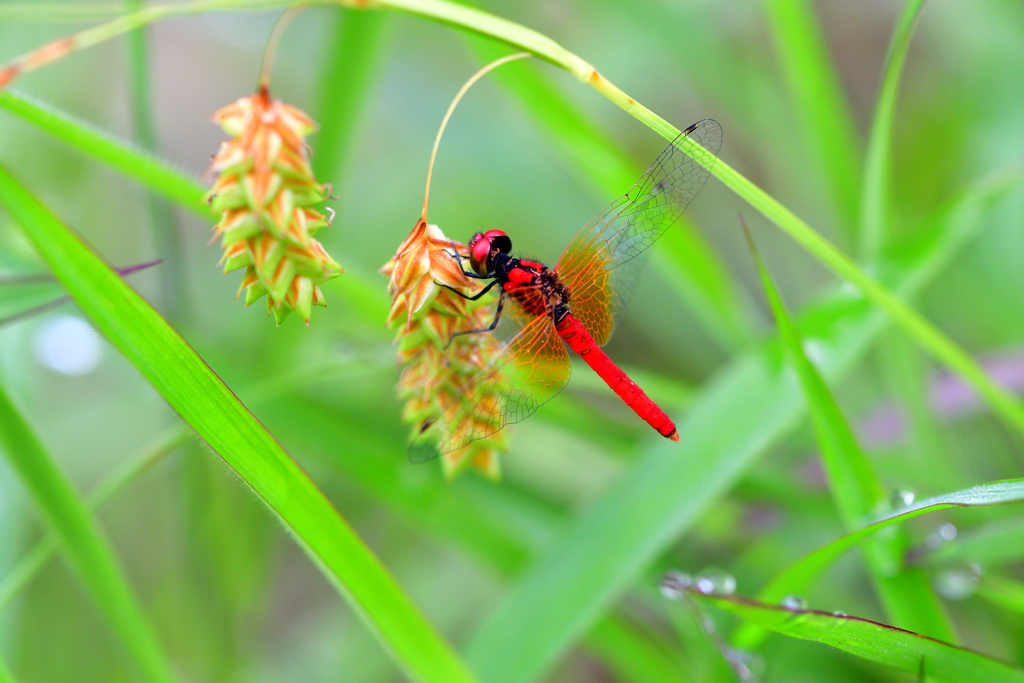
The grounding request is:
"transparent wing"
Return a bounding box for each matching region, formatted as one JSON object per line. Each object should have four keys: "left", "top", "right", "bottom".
{"left": 410, "top": 298, "right": 571, "bottom": 460}
{"left": 556, "top": 119, "right": 722, "bottom": 346}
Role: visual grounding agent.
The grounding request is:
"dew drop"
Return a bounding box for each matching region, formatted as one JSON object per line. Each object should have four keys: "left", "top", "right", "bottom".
{"left": 781, "top": 594, "right": 808, "bottom": 611}
{"left": 695, "top": 568, "right": 736, "bottom": 596}
{"left": 727, "top": 648, "right": 766, "bottom": 682}
{"left": 832, "top": 610, "right": 847, "bottom": 618}
{"left": 891, "top": 488, "right": 916, "bottom": 508}
{"left": 926, "top": 523, "right": 958, "bottom": 550}
{"left": 34, "top": 315, "right": 102, "bottom": 376}
{"left": 659, "top": 571, "right": 691, "bottom": 600}
{"left": 934, "top": 565, "right": 980, "bottom": 601}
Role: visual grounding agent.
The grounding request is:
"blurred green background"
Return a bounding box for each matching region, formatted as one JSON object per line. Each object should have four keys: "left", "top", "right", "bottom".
{"left": 0, "top": 0, "right": 1023, "bottom": 681}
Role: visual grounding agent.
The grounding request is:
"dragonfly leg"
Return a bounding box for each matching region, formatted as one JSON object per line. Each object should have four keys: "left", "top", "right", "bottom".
{"left": 445, "top": 292, "right": 505, "bottom": 350}
{"left": 435, "top": 278, "right": 499, "bottom": 301}
{"left": 443, "top": 246, "right": 491, "bottom": 279}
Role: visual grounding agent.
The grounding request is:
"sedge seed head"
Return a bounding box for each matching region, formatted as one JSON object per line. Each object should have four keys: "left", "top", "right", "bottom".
{"left": 382, "top": 218, "right": 508, "bottom": 479}
{"left": 205, "top": 87, "right": 342, "bottom": 325}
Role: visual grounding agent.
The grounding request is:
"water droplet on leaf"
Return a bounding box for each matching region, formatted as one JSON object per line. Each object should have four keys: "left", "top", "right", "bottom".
{"left": 935, "top": 566, "right": 980, "bottom": 601}
{"left": 659, "top": 571, "right": 691, "bottom": 600}
{"left": 695, "top": 568, "right": 736, "bottom": 595}
{"left": 781, "top": 594, "right": 808, "bottom": 610}
{"left": 891, "top": 488, "right": 916, "bottom": 508}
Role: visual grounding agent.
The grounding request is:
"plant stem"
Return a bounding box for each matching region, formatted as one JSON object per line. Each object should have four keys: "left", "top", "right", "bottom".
{"left": 859, "top": 0, "right": 928, "bottom": 258}
{"left": 126, "top": 0, "right": 186, "bottom": 321}
{"left": 3, "top": 0, "right": 1022, "bottom": 439}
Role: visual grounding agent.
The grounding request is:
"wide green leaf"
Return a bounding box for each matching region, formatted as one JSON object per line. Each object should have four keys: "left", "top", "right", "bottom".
{"left": 0, "top": 164, "right": 475, "bottom": 683}
{"left": 679, "top": 588, "right": 1024, "bottom": 682}
{"left": 0, "top": 378, "right": 175, "bottom": 683}
{"left": 732, "top": 478, "right": 1024, "bottom": 648}
{"left": 6, "top": 0, "right": 1023, "bottom": 439}
{"left": 859, "top": 0, "right": 928, "bottom": 257}
{"left": 747, "top": 223, "right": 953, "bottom": 641}
{"left": 978, "top": 574, "right": 1024, "bottom": 616}
{"left": 762, "top": 0, "right": 861, "bottom": 227}
{"left": 465, "top": 170, "right": 1019, "bottom": 681}
{"left": 466, "top": 36, "right": 751, "bottom": 351}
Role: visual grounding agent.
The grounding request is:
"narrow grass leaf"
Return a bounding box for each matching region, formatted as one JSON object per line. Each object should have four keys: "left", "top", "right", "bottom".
{"left": 859, "top": 0, "right": 928, "bottom": 257}
{"left": 467, "top": 37, "right": 751, "bottom": 350}
{"left": 0, "top": 90, "right": 391, "bottom": 325}
{"left": 684, "top": 589, "right": 1024, "bottom": 682}
{"left": 923, "top": 517, "right": 1024, "bottom": 569}
{"left": 732, "top": 478, "right": 1024, "bottom": 648}
{"left": 125, "top": 0, "right": 185, "bottom": 318}
{"left": 977, "top": 575, "right": 1024, "bottom": 616}
{"left": 747, "top": 225, "right": 885, "bottom": 526}
{"left": 763, "top": 0, "right": 861, "bottom": 226}
{"left": 0, "top": 378, "right": 176, "bottom": 683}
{"left": 313, "top": 7, "right": 389, "bottom": 183}
{"left": 582, "top": 614, "right": 687, "bottom": 683}
{"left": 0, "top": 656, "right": 14, "bottom": 683}
{"left": 0, "top": 165, "right": 475, "bottom": 683}
{"left": 746, "top": 222, "right": 953, "bottom": 641}
{"left": 465, "top": 167, "right": 1018, "bottom": 683}
{"left": 9, "top": 3, "right": 1021, "bottom": 442}
{"left": 0, "top": 91, "right": 207, "bottom": 216}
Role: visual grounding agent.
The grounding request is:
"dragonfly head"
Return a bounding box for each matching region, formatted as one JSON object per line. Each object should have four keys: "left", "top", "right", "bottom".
{"left": 468, "top": 229, "right": 512, "bottom": 276}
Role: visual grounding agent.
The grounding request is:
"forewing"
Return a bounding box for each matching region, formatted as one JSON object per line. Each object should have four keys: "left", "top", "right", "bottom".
{"left": 410, "top": 297, "right": 571, "bottom": 461}
{"left": 557, "top": 119, "right": 722, "bottom": 346}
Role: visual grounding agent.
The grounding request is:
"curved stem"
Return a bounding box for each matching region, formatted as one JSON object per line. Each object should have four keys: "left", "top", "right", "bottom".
{"left": 422, "top": 51, "right": 530, "bottom": 221}
{"left": 257, "top": 4, "right": 307, "bottom": 89}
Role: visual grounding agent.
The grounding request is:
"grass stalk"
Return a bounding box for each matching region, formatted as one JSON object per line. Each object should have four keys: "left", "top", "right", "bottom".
{"left": 0, "top": 376, "right": 176, "bottom": 683}
{"left": 0, "top": 162, "right": 475, "bottom": 683}
{"left": 312, "top": 7, "right": 389, "bottom": 184}
{"left": 4, "top": 0, "right": 1020, "bottom": 443}
{"left": 125, "top": 0, "right": 186, "bottom": 320}
{"left": 763, "top": 0, "right": 862, "bottom": 229}
{"left": 859, "top": 0, "right": 928, "bottom": 258}
{"left": 746, "top": 223, "right": 955, "bottom": 642}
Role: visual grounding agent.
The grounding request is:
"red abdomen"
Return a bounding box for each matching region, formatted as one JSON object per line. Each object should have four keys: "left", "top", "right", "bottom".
{"left": 556, "top": 314, "right": 679, "bottom": 441}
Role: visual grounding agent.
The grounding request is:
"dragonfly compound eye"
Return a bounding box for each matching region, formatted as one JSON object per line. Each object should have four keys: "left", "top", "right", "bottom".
{"left": 469, "top": 234, "right": 493, "bottom": 275}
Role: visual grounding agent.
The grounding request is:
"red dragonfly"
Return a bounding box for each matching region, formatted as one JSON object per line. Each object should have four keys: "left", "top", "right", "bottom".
{"left": 414, "top": 119, "right": 722, "bottom": 460}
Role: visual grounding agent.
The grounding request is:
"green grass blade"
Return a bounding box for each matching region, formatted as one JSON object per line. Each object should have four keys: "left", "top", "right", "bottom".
{"left": 977, "top": 575, "right": 1024, "bottom": 616}
{"left": 747, "top": 228, "right": 885, "bottom": 526}
{"left": 732, "top": 478, "right": 1024, "bottom": 647}
{"left": 125, "top": 0, "right": 185, "bottom": 318}
{"left": 0, "top": 358, "right": 373, "bottom": 613}
{"left": 9, "top": 2, "right": 1022, "bottom": 441}
{"left": 313, "top": 8, "right": 389, "bottom": 184}
{"left": 466, "top": 39, "right": 751, "bottom": 350}
{"left": 859, "top": 0, "right": 928, "bottom": 257}
{"left": 680, "top": 588, "right": 1024, "bottom": 682}
{"left": 582, "top": 614, "right": 687, "bottom": 683}
{"left": 763, "top": 0, "right": 861, "bottom": 227}
{"left": 0, "top": 656, "right": 14, "bottom": 683}
{"left": 923, "top": 517, "right": 1024, "bottom": 569}
{"left": 0, "top": 378, "right": 176, "bottom": 683}
{"left": 464, "top": 170, "right": 1018, "bottom": 683}
{"left": 0, "top": 90, "right": 391, "bottom": 325}
{"left": 745, "top": 222, "right": 953, "bottom": 641}
{"left": 0, "top": 426, "right": 189, "bottom": 614}
{"left": 0, "top": 164, "right": 475, "bottom": 683}
{"left": 0, "top": 3, "right": 125, "bottom": 22}
{"left": 0, "top": 91, "right": 209, "bottom": 218}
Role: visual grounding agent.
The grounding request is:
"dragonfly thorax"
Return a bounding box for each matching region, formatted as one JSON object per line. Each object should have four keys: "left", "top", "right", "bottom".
{"left": 492, "top": 253, "right": 571, "bottom": 324}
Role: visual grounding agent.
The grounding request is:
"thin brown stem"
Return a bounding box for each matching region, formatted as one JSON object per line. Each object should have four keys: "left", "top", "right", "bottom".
{"left": 258, "top": 4, "right": 307, "bottom": 89}
{"left": 422, "top": 51, "right": 530, "bottom": 222}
